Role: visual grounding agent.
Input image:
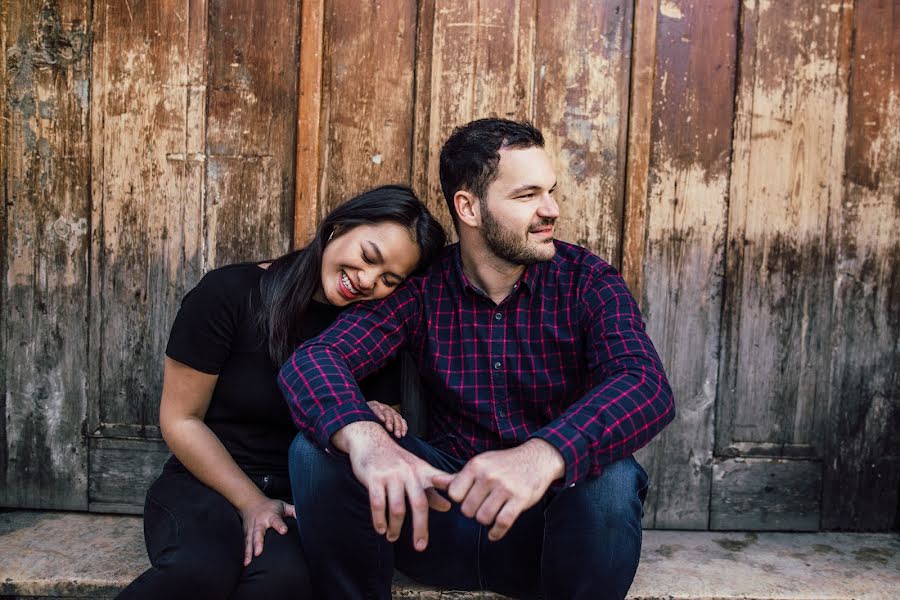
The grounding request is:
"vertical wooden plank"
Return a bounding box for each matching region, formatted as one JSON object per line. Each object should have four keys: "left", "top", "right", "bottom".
{"left": 533, "top": 0, "right": 632, "bottom": 265}
{"left": 718, "top": 0, "right": 850, "bottom": 456}
{"left": 2, "top": 0, "right": 91, "bottom": 509}
{"left": 419, "top": 0, "right": 537, "bottom": 235}
{"left": 205, "top": 0, "right": 299, "bottom": 267}
{"left": 823, "top": 0, "right": 900, "bottom": 531}
{"left": 633, "top": 0, "right": 739, "bottom": 529}
{"left": 620, "top": 0, "right": 658, "bottom": 299}
{"left": 316, "top": 0, "right": 418, "bottom": 218}
{"left": 0, "top": 0, "right": 9, "bottom": 490}
{"left": 90, "top": 0, "right": 207, "bottom": 429}
{"left": 293, "top": 0, "right": 325, "bottom": 248}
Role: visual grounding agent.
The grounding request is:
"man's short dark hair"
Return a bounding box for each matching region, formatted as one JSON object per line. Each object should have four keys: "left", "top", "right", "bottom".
{"left": 439, "top": 118, "right": 545, "bottom": 231}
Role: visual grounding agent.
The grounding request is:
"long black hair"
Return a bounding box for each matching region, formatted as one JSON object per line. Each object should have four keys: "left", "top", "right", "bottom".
{"left": 259, "top": 184, "right": 446, "bottom": 365}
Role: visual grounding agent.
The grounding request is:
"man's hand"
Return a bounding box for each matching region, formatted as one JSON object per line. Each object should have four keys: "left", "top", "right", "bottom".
{"left": 333, "top": 421, "right": 452, "bottom": 552}
{"left": 432, "top": 438, "right": 565, "bottom": 542}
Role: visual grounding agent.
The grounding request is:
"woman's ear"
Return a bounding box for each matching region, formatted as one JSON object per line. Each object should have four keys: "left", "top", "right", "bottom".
{"left": 454, "top": 191, "right": 480, "bottom": 228}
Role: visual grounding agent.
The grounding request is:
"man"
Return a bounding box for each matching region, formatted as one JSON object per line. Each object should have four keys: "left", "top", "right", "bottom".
{"left": 279, "top": 119, "right": 675, "bottom": 600}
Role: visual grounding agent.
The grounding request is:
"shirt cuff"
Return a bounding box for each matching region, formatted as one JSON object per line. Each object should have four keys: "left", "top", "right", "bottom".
{"left": 315, "top": 403, "right": 382, "bottom": 453}
{"left": 531, "top": 420, "right": 590, "bottom": 488}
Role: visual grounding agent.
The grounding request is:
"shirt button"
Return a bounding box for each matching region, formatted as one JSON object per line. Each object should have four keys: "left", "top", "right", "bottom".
{"left": 495, "top": 313, "right": 502, "bottom": 320}
{"left": 493, "top": 361, "right": 501, "bottom": 369}
{"left": 498, "top": 409, "right": 505, "bottom": 417}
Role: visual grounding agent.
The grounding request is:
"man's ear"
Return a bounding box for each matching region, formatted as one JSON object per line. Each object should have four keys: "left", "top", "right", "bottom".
{"left": 454, "top": 190, "right": 480, "bottom": 228}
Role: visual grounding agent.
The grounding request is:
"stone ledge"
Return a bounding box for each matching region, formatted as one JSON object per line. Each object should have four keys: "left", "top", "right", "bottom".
{"left": 0, "top": 511, "right": 898, "bottom": 599}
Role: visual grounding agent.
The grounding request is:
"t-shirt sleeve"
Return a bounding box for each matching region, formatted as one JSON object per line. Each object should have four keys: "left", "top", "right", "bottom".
{"left": 165, "top": 271, "right": 240, "bottom": 374}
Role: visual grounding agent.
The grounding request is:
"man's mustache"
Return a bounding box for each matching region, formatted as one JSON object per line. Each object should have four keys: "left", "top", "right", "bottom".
{"left": 529, "top": 218, "right": 556, "bottom": 232}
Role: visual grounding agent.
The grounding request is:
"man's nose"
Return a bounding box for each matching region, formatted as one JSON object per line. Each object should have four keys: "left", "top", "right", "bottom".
{"left": 537, "top": 192, "right": 560, "bottom": 219}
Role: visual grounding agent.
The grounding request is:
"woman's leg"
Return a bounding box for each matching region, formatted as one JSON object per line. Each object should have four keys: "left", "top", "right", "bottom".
{"left": 116, "top": 471, "right": 245, "bottom": 600}
{"left": 229, "top": 476, "right": 312, "bottom": 600}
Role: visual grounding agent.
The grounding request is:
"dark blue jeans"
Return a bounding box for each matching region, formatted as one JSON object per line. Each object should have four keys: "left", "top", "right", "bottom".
{"left": 289, "top": 433, "right": 648, "bottom": 600}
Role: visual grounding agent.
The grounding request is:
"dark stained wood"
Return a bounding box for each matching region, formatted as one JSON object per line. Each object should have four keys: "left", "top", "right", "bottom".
{"left": 411, "top": 0, "right": 437, "bottom": 205}
{"left": 620, "top": 0, "right": 658, "bottom": 299}
{"left": 634, "top": 0, "right": 739, "bottom": 530}
{"left": 89, "top": 0, "right": 207, "bottom": 430}
{"left": 316, "top": 0, "right": 418, "bottom": 219}
{"left": 823, "top": 0, "right": 900, "bottom": 531}
{"left": 2, "top": 0, "right": 92, "bottom": 510}
{"left": 710, "top": 458, "right": 821, "bottom": 531}
{"left": 718, "top": 0, "right": 850, "bottom": 456}
{"left": 88, "top": 437, "right": 169, "bottom": 514}
{"left": 418, "top": 0, "right": 537, "bottom": 235}
{"left": 294, "top": 0, "right": 326, "bottom": 248}
{"left": 534, "top": 0, "right": 632, "bottom": 266}
{"left": 205, "top": 0, "right": 299, "bottom": 266}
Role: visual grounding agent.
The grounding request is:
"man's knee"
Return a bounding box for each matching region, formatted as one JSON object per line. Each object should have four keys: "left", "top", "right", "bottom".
{"left": 551, "top": 456, "right": 648, "bottom": 530}
{"left": 288, "top": 432, "right": 360, "bottom": 505}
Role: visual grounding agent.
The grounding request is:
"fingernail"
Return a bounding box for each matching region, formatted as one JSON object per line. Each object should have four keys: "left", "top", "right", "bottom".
{"left": 416, "top": 538, "right": 426, "bottom": 551}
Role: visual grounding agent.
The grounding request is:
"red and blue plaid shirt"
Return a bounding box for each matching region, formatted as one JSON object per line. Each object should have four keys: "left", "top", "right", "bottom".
{"left": 278, "top": 241, "right": 675, "bottom": 486}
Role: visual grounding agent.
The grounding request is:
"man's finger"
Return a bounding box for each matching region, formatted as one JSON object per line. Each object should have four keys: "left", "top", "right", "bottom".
{"left": 425, "top": 487, "right": 452, "bottom": 512}
{"left": 405, "top": 476, "right": 430, "bottom": 552}
{"left": 386, "top": 479, "right": 406, "bottom": 542}
{"left": 369, "top": 485, "right": 388, "bottom": 535}
{"left": 431, "top": 472, "right": 454, "bottom": 491}
{"left": 475, "top": 490, "right": 507, "bottom": 527}
{"left": 459, "top": 480, "right": 490, "bottom": 519}
{"left": 446, "top": 467, "right": 476, "bottom": 504}
{"left": 488, "top": 501, "right": 523, "bottom": 542}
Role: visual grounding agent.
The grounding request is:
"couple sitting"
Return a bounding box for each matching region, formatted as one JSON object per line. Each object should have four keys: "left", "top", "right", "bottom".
{"left": 118, "top": 118, "right": 675, "bottom": 600}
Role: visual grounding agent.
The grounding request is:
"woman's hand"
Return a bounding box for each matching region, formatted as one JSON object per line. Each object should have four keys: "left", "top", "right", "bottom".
{"left": 240, "top": 496, "right": 296, "bottom": 566}
{"left": 367, "top": 401, "right": 408, "bottom": 438}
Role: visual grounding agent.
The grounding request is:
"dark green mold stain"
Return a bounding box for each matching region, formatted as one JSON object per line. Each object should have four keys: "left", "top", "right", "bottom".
{"left": 853, "top": 547, "right": 894, "bottom": 565}
{"left": 812, "top": 544, "right": 842, "bottom": 555}
{"left": 713, "top": 532, "right": 758, "bottom": 552}
{"left": 655, "top": 544, "right": 684, "bottom": 558}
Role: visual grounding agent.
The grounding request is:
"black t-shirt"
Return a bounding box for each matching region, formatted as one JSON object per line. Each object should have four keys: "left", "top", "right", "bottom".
{"left": 164, "top": 262, "right": 398, "bottom": 476}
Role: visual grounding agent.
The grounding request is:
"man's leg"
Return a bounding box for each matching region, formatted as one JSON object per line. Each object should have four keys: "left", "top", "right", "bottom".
{"left": 288, "top": 432, "right": 480, "bottom": 599}
{"left": 541, "top": 455, "right": 649, "bottom": 600}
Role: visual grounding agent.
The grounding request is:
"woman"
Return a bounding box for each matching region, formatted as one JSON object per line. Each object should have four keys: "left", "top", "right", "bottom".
{"left": 118, "top": 185, "right": 447, "bottom": 599}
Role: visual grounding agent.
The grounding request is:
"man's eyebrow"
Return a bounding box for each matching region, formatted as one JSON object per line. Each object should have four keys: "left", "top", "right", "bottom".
{"left": 366, "top": 240, "right": 384, "bottom": 263}
{"left": 509, "top": 181, "right": 557, "bottom": 196}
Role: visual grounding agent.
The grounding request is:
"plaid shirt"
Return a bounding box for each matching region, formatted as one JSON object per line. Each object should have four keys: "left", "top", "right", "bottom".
{"left": 278, "top": 241, "right": 675, "bottom": 486}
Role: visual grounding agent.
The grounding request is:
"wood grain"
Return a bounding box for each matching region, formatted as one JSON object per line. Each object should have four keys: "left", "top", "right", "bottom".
{"left": 204, "top": 0, "right": 299, "bottom": 267}
{"left": 710, "top": 458, "right": 822, "bottom": 531}
{"left": 294, "top": 0, "right": 326, "bottom": 248}
{"left": 2, "top": 0, "right": 91, "bottom": 509}
{"left": 420, "top": 0, "right": 537, "bottom": 235}
{"left": 316, "top": 0, "right": 418, "bottom": 218}
{"left": 718, "top": 0, "right": 850, "bottom": 455}
{"left": 823, "top": 0, "right": 900, "bottom": 530}
{"left": 88, "top": 437, "right": 169, "bottom": 514}
{"left": 634, "top": 0, "right": 739, "bottom": 530}
{"left": 534, "top": 0, "right": 632, "bottom": 265}
{"left": 89, "top": 0, "right": 207, "bottom": 430}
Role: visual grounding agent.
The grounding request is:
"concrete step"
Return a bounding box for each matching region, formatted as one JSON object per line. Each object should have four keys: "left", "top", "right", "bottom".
{"left": 0, "top": 510, "right": 897, "bottom": 599}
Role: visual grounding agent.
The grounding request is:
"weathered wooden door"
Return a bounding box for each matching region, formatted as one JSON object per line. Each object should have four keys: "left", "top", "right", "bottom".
{"left": 3, "top": 0, "right": 898, "bottom": 528}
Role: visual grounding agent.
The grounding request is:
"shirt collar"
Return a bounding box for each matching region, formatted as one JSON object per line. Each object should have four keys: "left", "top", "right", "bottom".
{"left": 448, "top": 244, "right": 542, "bottom": 299}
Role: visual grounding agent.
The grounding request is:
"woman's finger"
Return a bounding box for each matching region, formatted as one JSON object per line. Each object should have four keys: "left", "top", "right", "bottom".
{"left": 271, "top": 513, "right": 289, "bottom": 535}
{"left": 254, "top": 523, "right": 266, "bottom": 557}
{"left": 283, "top": 502, "right": 296, "bottom": 519}
{"left": 244, "top": 526, "right": 254, "bottom": 566}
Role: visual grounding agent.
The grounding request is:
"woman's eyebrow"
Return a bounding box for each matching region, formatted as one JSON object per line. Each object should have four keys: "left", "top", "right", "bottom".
{"left": 365, "top": 240, "right": 384, "bottom": 263}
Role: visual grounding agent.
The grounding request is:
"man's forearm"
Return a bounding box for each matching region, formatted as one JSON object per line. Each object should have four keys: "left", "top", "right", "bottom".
{"left": 332, "top": 420, "right": 397, "bottom": 455}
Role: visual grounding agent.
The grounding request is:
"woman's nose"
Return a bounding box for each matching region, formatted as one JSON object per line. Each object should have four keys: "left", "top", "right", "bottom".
{"left": 356, "top": 269, "right": 376, "bottom": 291}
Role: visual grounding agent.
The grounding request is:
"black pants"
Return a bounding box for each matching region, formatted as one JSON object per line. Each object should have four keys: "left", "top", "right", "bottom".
{"left": 117, "top": 467, "right": 311, "bottom": 600}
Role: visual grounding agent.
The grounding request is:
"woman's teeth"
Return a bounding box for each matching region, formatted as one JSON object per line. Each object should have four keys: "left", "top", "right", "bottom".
{"left": 341, "top": 271, "right": 359, "bottom": 295}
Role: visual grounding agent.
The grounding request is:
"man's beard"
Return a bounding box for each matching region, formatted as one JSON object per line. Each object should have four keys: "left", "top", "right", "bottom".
{"left": 480, "top": 199, "right": 556, "bottom": 266}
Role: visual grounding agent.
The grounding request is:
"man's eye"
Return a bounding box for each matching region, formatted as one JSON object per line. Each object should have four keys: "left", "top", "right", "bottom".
{"left": 383, "top": 277, "right": 398, "bottom": 287}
